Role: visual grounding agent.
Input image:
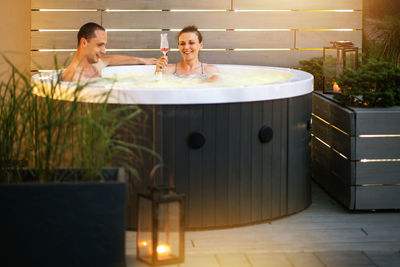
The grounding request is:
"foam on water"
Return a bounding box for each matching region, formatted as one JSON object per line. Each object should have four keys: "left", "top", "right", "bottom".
{"left": 93, "top": 68, "right": 294, "bottom": 89}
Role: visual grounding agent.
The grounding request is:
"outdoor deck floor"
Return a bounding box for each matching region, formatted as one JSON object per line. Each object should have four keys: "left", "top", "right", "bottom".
{"left": 127, "top": 182, "right": 400, "bottom": 266}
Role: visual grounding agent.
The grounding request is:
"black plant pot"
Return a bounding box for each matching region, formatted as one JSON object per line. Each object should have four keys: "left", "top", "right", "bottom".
{"left": 0, "top": 168, "right": 126, "bottom": 267}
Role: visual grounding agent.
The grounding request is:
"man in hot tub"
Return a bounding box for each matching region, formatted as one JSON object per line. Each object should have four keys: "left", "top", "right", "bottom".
{"left": 62, "top": 22, "right": 157, "bottom": 82}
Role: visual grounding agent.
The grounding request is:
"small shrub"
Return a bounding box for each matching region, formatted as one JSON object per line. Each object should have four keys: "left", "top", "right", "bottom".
{"left": 299, "top": 57, "right": 324, "bottom": 91}
{"left": 334, "top": 59, "right": 400, "bottom": 107}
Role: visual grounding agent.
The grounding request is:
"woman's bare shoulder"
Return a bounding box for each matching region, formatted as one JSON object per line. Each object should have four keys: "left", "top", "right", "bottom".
{"left": 204, "top": 63, "right": 219, "bottom": 74}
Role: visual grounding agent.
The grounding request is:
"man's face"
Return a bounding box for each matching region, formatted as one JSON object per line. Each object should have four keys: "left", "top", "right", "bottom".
{"left": 82, "top": 29, "right": 107, "bottom": 64}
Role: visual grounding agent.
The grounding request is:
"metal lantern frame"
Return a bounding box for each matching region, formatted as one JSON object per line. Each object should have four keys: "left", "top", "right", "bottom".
{"left": 137, "top": 164, "right": 185, "bottom": 266}
{"left": 323, "top": 41, "right": 359, "bottom": 94}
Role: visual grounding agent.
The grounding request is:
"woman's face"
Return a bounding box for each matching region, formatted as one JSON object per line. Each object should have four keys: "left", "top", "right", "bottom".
{"left": 178, "top": 32, "right": 203, "bottom": 62}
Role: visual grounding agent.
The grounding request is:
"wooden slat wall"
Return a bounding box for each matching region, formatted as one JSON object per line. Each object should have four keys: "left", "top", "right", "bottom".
{"left": 31, "top": 0, "right": 363, "bottom": 70}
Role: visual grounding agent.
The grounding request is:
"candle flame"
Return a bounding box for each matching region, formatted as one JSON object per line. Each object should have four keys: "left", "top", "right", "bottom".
{"left": 333, "top": 82, "right": 341, "bottom": 92}
{"left": 157, "top": 244, "right": 171, "bottom": 259}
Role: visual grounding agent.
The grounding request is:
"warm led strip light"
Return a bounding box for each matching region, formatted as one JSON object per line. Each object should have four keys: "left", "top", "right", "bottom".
{"left": 35, "top": 9, "right": 358, "bottom": 13}
{"left": 359, "top": 134, "right": 400, "bottom": 138}
{"left": 361, "top": 184, "right": 400, "bottom": 186}
{"left": 170, "top": 9, "right": 226, "bottom": 12}
{"left": 35, "top": 28, "right": 358, "bottom": 32}
{"left": 104, "top": 9, "right": 162, "bottom": 12}
{"left": 360, "top": 159, "right": 400, "bottom": 163}
{"left": 298, "top": 29, "right": 356, "bottom": 31}
{"left": 106, "top": 29, "right": 162, "bottom": 32}
{"left": 38, "top": 29, "right": 78, "bottom": 32}
{"left": 234, "top": 10, "right": 291, "bottom": 12}
{"left": 312, "top": 113, "right": 349, "bottom": 136}
{"left": 312, "top": 134, "right": 348, "bottom": 160}
{"left": 234, "top": 48, "right": 290, "bottom": 51}
{"left": 234, "top": 29, "right": 291, "bottom": 31}
{"left": 38, "top": 9, "right": 97, "bottom": 12}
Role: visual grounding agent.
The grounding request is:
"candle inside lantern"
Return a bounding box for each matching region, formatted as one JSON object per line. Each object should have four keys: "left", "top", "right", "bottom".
{"left": 156, "top": 244, "right": 171, "bottom": 260}
{"left": 333, "top": 82, "right": 341, "bottom": 93}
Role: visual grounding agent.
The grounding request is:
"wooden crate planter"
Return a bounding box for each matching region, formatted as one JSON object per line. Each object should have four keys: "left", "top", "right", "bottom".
{"left": 0, "top": 168, "right": 126, "bottom": 267}
{"left": 311, "top": 92, "right": 400, "bottom": 210}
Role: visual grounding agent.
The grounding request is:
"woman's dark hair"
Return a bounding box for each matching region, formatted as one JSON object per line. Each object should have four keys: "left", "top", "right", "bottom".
{"left": 177, "top": 25, "right": 203, "bottom": 43}
{"left": 77, "top": 22, "right": 105, "bottom": 47}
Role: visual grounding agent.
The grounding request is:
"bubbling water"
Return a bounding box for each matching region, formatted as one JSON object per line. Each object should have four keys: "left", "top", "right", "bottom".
{"left": 94, "top": 68, "right": 294, "bottom": 89}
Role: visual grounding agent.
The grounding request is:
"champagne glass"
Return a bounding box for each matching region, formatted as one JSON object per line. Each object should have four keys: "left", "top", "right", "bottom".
{"left": 160, "top": 32, "right": 169, "bottom": 57}
{"left": 155, "top": 33, "right": 169, "bottom": 81}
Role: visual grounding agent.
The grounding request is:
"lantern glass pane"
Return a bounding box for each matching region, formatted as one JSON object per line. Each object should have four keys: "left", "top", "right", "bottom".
{"left": 323, "top": 49, "right": 338, "bottom": 93}
{"left": 137, "top": 197, "right": 153, "bottom": 261}
{"left": 345, "top": 50, "right": 357, "bottom": 69}
{"left": 156, "top": 201, "right": 181, "bottom": 261}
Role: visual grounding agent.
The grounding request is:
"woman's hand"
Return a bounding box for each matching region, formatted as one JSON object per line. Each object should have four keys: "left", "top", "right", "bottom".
{"left": 155, "top": 56, "right": 168, "bottom": 73}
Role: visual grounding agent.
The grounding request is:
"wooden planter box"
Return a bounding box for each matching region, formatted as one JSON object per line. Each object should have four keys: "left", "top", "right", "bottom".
{"left": 0, "top": 168, "right": 126, "bottom": 267}
{"left": 312, "top": 92, "right": 400, "bottom": 210}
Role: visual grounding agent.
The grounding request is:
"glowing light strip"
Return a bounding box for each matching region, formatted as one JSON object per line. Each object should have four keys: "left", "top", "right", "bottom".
{"left": 38, "top": 49, "right": 75, "bottom": 52}
{"left": 234, "top": 29, "right": 291, "bottom": 31}
{"left": 312, "top": 135, "right": 349, "bottom": 160}
{"left": 107, "top": 49, "right": 160, "bottom": 51}
{"left": 36, "top": 48, "right": 230, "bottom": 52}
{"left": 38, "top": 9, "right": 97, "bottom": 12}
{"left": 297, "top": 9, "right": 355, "bottom": 12}
{"left": 234, "top": 9, "right": 291, "bottom": 12}
{"left": 312, "top": 113, "right": 349, "bottom": 136}
{"left": 106, "top": 29, "right": 162, "bottom": 32}
{"left": 170, "top": 9, "right": 226, "bottom": 12}
{"left": 35, "top": 29, "right": 357, "bottom": 32}
{"left": 104, "top": 9, "right": 162, "bottom": 12}
{"left": 298, "top": 29, "right": 356, "bottom": 31}
{"left": 234, "top": 9, "right": 355, "bottom": 12}
{"left": 360, "top": 159, "right": 400, "bottom": 163}
{"left": 36, "top": 9, "right": 357, "bottom": 13}
{"left": 234, "top": 48, "right": 291, "bottom": 51}
{"left": 362, "top": 184, "right": 400, "bottom": 186}
{"left": 38, "top": 29, "right": 78, "bottom": 32}
{"left": 359, "top": 134, "right": 400, "bottom": 138}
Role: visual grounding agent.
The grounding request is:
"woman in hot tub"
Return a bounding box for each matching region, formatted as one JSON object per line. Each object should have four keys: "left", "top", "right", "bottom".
{"left": 155, "top": 25, "right": 219, "bottom": 80}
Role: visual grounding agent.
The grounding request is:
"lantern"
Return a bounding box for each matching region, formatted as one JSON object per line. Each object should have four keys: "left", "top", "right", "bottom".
{"left": 323, "top": 41, "right": 359, "bottom": 94}
{"left": 137, "top": 164, "right": 185, "bottom": 266}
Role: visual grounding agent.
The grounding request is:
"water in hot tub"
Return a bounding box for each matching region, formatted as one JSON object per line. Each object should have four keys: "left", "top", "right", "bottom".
{"left": 93, "top": 67, "right": 294, "bottom": 89}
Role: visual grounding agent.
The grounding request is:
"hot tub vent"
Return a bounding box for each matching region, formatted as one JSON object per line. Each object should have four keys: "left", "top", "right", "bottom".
{"left": 187, "top": 132, "right": 206, "bottom": 149}
{"left": 259, "top": 126, "right": 273, "bottom": 143}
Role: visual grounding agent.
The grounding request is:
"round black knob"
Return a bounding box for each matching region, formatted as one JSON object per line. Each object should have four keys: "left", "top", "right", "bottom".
{"left": 187, "top": 132, "right": 206, "bottom": 149}
{"left": 258, "top": 126, "right": 273, "bottom": 143}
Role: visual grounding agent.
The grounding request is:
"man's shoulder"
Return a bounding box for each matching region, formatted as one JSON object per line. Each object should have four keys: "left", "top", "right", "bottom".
{"left": 93, "top": 59, "right": 108, "bottom": 71}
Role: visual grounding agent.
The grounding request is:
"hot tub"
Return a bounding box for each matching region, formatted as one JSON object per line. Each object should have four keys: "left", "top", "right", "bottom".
{"left": 33, "top": 64, "right": 313, "bottom": 230}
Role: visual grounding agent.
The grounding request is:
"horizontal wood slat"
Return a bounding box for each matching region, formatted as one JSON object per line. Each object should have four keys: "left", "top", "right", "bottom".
{"left": 234, "top": 0, "right": 363, "bottom": 10}
{"left": 31, "top": 10, "right": 362, "bottom": 30}
{"left": 102, "top": 11, "right": 362, "bottom": 29}
{"left": 32, "top": 31, "right": 295, "bottom": 50}
{"left": 311, "top": 117, "right": 353, "bottom": 158}
{"left": 32, "top": 0, "right": 230, "bottom": 10}
{"left": 356, "top": 162, "right": 400, "bottom": 185}
{"left": 296, "top": 31, "right": 362, "bottom": 48}
{"left": 355, "top": 186, "right": 400, "bottom": 210}
{"left": 32, "top": 0, "right": 362, "bottom": 10}
{"left": 312, "top": 93, "right": 355, "bottom": 135}
{"left": 31, "top": 50, "right": 324, "bottom": 70}
{"left": 354, "top": 107, "right": 400, "bottom": 135}
{"left": 31, "top": 11, "right": 101, "bottom": 29}
{"left": 356, "top": 137, "right": 400, "bottom": 160}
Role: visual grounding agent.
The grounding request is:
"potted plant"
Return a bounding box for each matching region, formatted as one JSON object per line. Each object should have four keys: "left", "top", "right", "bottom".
{"left": 0, "top": 58, "right": 149, "bottom": 267}
{"left": 306, "top": 54, "right": 400, "bottom": 210}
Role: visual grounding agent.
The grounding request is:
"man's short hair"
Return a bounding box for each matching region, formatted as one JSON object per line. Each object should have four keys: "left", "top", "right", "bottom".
{"left": 77, "top": 22, "right": 105, "bottom": 47}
